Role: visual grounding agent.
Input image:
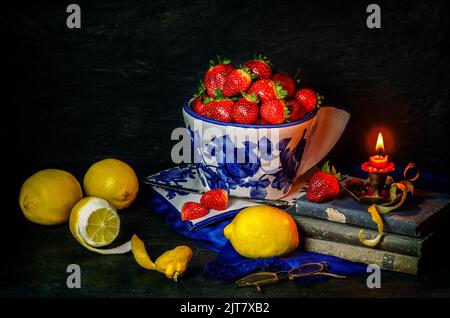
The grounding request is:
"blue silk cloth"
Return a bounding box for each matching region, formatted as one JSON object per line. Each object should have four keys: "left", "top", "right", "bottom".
{"left": 149, "top": 190, "right": 367, "bottom": 281}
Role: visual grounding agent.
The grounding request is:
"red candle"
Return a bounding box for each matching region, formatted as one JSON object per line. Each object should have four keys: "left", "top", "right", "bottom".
{"left": 361, "top": 132, "right": 395, "bottom": 173}
{"left": 369, "top": 154, "right": 388, "bottom": 169}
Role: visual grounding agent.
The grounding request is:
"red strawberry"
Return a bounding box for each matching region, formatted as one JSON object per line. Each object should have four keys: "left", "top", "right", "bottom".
{"left": 242, "top": 55, "right": 273, "bottom": 79}
{"left": 192, "top": 82, "right": 211, "bottom": 114}
{"left": 247, "top": 79, "right": 287, "bottom": 103}
{"left": 201, "top": 92, "right": 234, "bottom": 122}
{"left": 294, "top": 88, "right": 323, "bottom": 113}
{"left": 272, "top": 73, "right": 296, "bottom": 97}
{"left": 204, "top": 56, "right": 234, "bottom": 97}
{"left": 232, "top": 93, "right": 259, "bottom": 124}
{"left": 200, "top": 189, "right": 228, "bottom": 211}
{"left": 254, "top": 118, "right": 271, "bottom": 125}
{"left": 306, "top": 162, "right": 342, "bottom": 203}
{"left": 222, "top": 68, "right": 252, "bottom": 97}
{"left": 286, "top": 98, "right": 305, "bottom": 121}
{"left": 260, "top": 99, "right": 288, "bottom": 124}
{"left": 181, "top": 202, "right": 209, "bottom": 221}
{"left": 192, "top": 97, "right": 207, "bottom": 114}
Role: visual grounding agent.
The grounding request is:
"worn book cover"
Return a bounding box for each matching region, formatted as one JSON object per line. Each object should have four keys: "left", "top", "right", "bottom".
{"left": 295, "top": 189, "right": 450, "bottom": 237}
{"left": 286, "top": 207, "right": 433, "bottom": 257}
{"left": 302, "top": 237, "right": 420, "bottom": 275}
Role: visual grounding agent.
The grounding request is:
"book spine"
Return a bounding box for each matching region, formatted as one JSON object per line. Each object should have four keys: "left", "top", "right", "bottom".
{"left": 303, "top": 237, "right": 419, "bottom": 275}
{"left": 296, "top": 200, "right": 418, "bottom": 237}
{"left": 294, "top": 215, "right": 423, "bottom": 257}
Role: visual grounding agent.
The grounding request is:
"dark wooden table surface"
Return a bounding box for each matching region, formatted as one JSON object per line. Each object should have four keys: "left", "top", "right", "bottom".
{"left": 2, "top": 164, "right": 450, "bottom": 298}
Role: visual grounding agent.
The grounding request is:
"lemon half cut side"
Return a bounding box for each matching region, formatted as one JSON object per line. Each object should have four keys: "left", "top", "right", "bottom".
{"left": 69, "top": 197, "right": 131, "bottom": 254}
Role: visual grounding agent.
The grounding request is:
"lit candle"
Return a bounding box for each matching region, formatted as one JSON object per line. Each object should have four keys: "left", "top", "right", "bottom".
{"left": 361, "top": 132, "right": 395, "bottom": 174}
{"left": 369, "top": 132, "right": 389, "bottom": 169}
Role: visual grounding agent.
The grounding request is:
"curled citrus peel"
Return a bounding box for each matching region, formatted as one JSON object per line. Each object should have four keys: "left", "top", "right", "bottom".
{"left": 404, "top": 162, "right": 420, "bottom": 182}
{"left": 69, "top": 197, "right": 131, "bottom": 254}
{"left": 131, "top": 234, "right": 193, "bottom": 281}
{"left": 358, "top": 205, "right": 383, "bottom": 247}
{"left": 359, "top": 181, "right": 415, "bottom": 247}
{"left": 131, "top": 234, "right": 156, "bottom": 270}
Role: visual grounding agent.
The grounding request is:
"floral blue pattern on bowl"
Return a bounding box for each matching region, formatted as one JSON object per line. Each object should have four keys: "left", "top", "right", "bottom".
{"left": 183, "top": 99, "right": 350, "bottom": 199}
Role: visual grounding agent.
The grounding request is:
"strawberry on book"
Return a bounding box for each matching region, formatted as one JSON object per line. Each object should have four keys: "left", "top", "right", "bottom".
{"left": 306, "top": 161, "right": 342, "bottom": 203}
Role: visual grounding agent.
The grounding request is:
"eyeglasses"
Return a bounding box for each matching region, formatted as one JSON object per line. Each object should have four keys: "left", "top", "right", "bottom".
{"left": 235, "top": 262, "right": 346, "bottom": 292}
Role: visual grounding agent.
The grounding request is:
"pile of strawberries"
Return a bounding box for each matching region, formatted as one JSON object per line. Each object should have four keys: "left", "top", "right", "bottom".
{"left": 192, "top": 55, "right": 323, "bottom": 125}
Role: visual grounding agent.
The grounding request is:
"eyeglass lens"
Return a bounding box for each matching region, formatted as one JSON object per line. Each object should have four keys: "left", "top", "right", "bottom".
{"left": 289, "top": 263, "right": 324, "bottom": 276}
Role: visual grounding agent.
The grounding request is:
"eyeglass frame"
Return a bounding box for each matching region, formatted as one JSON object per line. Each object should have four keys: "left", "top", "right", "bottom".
{"left": 235, "top": 262, "right": 346, "bottom": 292}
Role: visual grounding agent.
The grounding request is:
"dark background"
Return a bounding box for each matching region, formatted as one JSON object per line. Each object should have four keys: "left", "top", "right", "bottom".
{"left": 6, "top": 0, "right": 450, "bottom": 187}
{"left": 2, "top": 0, "right": 450, "bottom": 298}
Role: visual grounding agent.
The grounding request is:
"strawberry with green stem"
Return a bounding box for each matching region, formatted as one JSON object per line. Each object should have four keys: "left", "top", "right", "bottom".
{"left": 247, "top": 79, "right": 287, "bottom": 103}
{"left": 286, "top": 98, "right": 305, "bottom": 121}
{"left": 204, "top": 56, "right": 234, "bottom": 97}
{"left": 294, "top": 88, "right": 324, "bottom": 113}
{"left": 223, "top": 67, "right": 253, "bottom": 97}
{"left": 272, "top": 73, "right": 296, "bottom": 98}
{"left": 201, "top": 89, "right": 234, "bottom": 123}
{"left": 306, "top": 161, "right": 342, "bottom": 203}
{"left": 260, "top": 99, "right": 288, "bottom": 124}
{"left": 192, "top": 81, "right": 212, "bottom": 114}
{"left": 242, "top": 54, "right": 273, "bottom": 80}
{"left": 232, "top": 92, "right": 260, "bottom": 124}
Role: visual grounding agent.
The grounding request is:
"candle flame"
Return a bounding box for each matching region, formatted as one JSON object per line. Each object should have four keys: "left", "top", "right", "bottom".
{"left": 375, "top": 132, "right": 385, "bottom": 154}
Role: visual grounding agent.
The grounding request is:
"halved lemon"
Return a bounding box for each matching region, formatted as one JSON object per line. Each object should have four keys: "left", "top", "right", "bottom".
{"left": 69, "top": 196, "right": 131, "bottom": 254}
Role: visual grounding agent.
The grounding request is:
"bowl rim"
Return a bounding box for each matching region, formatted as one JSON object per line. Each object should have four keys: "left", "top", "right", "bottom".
{"left": 183, "top": 98, "right": 318, "bottom": 128}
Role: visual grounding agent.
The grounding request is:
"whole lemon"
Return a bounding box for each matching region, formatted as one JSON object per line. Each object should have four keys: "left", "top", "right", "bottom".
{"left": 83, "top": 158, "right": 139, "bottom": 210}
{"left": 19, "top": 169, "right": 83, "bottom": 225}
{"left": 224, "top": 205, "right": 299, "bottom": 258}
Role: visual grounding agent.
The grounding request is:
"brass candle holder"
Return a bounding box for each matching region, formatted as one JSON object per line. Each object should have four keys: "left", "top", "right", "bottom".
{"left": 345, "top": 132, "right": 396, "bottom": 205}
{"left": 368, "top": 171, "right": 388, "bottom": 199}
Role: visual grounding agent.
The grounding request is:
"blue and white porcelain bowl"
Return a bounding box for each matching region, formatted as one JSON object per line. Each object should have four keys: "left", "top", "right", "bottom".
{"left": 183, "top": 99, "right": 350, "bottom": 200}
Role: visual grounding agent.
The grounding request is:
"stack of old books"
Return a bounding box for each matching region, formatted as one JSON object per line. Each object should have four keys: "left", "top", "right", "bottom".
{"left": 287, "top": 189, "right": 450, "bottom": 275}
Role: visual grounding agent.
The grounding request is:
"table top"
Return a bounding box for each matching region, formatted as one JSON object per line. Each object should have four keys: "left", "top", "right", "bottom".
{"left": 3, "top": 165, "right": 450, "bottom": 298}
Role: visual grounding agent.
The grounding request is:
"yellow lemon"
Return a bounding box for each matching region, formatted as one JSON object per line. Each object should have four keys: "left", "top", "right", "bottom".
{"left": 19, "top": 169, "right": 82, "bottom": 225}
{"left": 83, "top": 158, "right": 139, "bottom": 210}
{"left": 224, "top": 205, "right": 299, "bottom": 258}
{"left": 69, "top": 196, "right": 131, "bottom": 254}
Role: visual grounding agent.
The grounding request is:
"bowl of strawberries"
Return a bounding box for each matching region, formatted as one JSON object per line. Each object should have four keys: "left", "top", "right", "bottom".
{"left": 183, "top": 55, "right": 350, "bottom": 200}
